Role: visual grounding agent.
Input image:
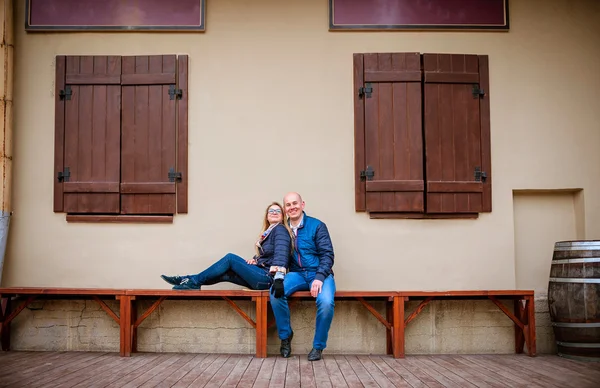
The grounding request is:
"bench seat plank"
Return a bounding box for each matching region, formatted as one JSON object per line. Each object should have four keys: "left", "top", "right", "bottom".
{"left": 0, "top": 287, "right": 126, "bottom": 296}
{"left": 125, "top": 289, "right": 263, "bottom": 297}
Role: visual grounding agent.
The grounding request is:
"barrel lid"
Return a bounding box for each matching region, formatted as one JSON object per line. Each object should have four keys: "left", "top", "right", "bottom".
{"left": 554, "top": 240, "right": 600, "bottom": 251}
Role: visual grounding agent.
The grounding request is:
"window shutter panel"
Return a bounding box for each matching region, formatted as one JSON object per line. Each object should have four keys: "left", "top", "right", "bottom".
{"left": 120, "top": 55, "right": 177, "bottom": 215}
{"left": 59, "top": 56, "right": 122, "bottom": 214}
{"left": 362, "top": 53, "right": 424, "bottom": 213}
{"left": 423, "top": 54, "right": 492, "bottom": 213}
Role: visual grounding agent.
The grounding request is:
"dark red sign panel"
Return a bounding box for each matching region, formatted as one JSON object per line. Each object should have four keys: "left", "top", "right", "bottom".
{"left": 330, "top": 0, "right": 509, "bottom": 31}
{"left": 26, "top": 0, "right": 205, "bottom": 31}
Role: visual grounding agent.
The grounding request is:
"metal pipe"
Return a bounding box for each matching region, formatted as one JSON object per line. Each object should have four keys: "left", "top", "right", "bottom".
{"left": 0, "top": 0, "right": 14, "bottom": 283}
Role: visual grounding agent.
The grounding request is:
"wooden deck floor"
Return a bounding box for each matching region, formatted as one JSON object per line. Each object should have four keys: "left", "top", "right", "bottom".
{"left": 0, "top": 352, "right": 598, "bottom": 387}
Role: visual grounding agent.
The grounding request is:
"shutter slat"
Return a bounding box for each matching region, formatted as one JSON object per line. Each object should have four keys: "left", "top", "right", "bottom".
{"left": 353, "top": 54, "right": 366, "bottom": 212}
{"left": 63, "top": 182, "right": 120, "bottom": 193}
{"left": 54, "top": 56, "right": 66, "bottom": 212}
{"left": 121, "top": 73, "right": 176, "bottom": 85}
{"left": 177, "top": 55, "right": 189, "bottom": 214}
{"left": 66, "top": 74, "right": 121, "bottom": 84}
{"left": 427, "top": 182, "right": 483, "bottom": 193}
{"left": 366, "top": 180, "right": 424, "bottom": 192}
{"left": 479, "top": 55, "right": 492, "bottom": 212}
{"left": 364, "top": 70, "right": 421, "bottom": 82}
{"left": 120, "top": 183, "right": 176, "bottom": 194}
{"left": 424, "top": 72, "right": 479, "bottom": 84}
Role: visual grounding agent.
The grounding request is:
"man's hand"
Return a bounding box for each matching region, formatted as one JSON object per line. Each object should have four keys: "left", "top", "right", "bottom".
{"left": 271, "top": 278, "right": 284, "bottom": 298}
{"left": 310, "top": 280, "right": 323, "bottom": 298}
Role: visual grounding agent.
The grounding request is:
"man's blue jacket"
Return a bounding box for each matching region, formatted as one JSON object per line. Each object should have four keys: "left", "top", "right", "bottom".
{"left": 288, "top": 212, "right": 334, "bottom": 282}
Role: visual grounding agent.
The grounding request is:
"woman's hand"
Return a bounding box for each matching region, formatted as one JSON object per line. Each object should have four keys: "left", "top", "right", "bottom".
{"left": 245, "top": 258, "right": 257, "bottom": 265}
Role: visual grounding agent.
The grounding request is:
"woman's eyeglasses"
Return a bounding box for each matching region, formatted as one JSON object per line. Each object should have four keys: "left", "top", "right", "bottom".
{"left": 268, "top": 209, "right": 282, "bottom": 214}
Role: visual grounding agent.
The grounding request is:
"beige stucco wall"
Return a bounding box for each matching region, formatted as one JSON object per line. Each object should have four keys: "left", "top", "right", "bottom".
{"left": 2, "top": 0, "right": 599, "bottom": 354}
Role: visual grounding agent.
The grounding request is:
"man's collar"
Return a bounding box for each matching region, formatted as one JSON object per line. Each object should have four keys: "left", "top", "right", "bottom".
{"left": 289, "top": 212, "right": 305, "bottom": 229}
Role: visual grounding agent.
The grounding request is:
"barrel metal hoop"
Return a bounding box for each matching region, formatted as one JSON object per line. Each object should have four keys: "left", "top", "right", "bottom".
{"left": 549, "top": 277, "right": 600, "bottom": 283}
{"left": 556, "top": 341, "right": 600, "bottom": 348}
{"left": 552, "top": 322, "right": 600, "bottom": 328}
{"left": 554, "top": 240, "right": 600, "bottom": 251}
{"left": 551, "top": 258, "right": 600, "bottom": 264}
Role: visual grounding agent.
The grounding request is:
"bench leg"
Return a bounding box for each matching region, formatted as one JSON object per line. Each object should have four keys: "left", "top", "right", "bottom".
{"left": 255, "top": 294, "right": 267, "bottom": 358}
{"left": 393, "top": 295, "right": 405, "bottom": 358}
{"left": 118, "top": 295, "right": 132, "bottom": 357}
{"left": 514, "top": 299, "right": 526, "bottom": 354}
{"left": 386, "top": 300, "right": 393, "bottom": 355}
{"left": 526, "top": 296, "right": 536, "bottom": 356}
{"left": 0, "top": 297, "right": 10, "bottom": 351}
{"left": 131, "top": 302, "right": 138, "bottom": 353}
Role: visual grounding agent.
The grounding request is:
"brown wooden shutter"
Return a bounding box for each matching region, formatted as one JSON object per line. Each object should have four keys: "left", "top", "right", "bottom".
{"left": 355, "top": 53, "right": 424, "bottom": 213}
{"left": 54, "top": 56, "right": 122, "bottom": 214}
{"left": 120, "top": 55, "right": 177, "bottom": 215}
{"left": 423, "top": 54, "right": 492, "bottom": 213}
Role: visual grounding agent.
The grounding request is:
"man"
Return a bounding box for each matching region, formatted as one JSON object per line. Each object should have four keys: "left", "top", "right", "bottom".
{"left": 270, "top": 192, "right": 335, "bottom": 361}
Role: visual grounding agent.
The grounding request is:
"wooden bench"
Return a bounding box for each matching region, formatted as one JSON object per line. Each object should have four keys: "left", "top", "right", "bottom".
{"left": 121, "top": 289, "right": 269, "bottom": 357}
{"left": 398, "top": 290, "right": 537, "bottom": 358}
{"left": 0, "top": 288, "right": 537, "bottom": 359}
{"left": 0, "top": 287, "right": 126, "bottom": 352}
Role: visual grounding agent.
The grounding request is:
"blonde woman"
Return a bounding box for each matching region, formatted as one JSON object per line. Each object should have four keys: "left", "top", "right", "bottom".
{"left": 161, "top": 202, "right": 293, "bottom": 291}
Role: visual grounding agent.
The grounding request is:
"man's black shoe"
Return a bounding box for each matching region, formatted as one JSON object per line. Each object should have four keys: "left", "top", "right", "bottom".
{"left": 307, "top": 348, "right": 323, "bottom": 361}
{"left": 280, "top": 331, "right": 293, "bottom": 358}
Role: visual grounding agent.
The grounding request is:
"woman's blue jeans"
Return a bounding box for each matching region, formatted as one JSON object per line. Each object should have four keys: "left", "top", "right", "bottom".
{"left": 269, "top": 271, "right": 336, "bottom": 350}
{"left": 189, "top": 253, "right": 273, "bottom": 290}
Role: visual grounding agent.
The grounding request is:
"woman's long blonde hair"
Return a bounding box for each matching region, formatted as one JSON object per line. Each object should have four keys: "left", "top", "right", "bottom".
{"left": 255, "top": 202, "right": 295, "bottom": 257}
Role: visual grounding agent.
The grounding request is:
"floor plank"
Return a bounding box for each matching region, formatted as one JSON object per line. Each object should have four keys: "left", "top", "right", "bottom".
{"left": 221, "top": 355, "right": 254, "bottom": 387}
{"left": 284, "top": 356, "right": 301, "bottom": 388}
{"left": 344, "top": 355, "right": 379, "bottom": 387}
{"left": 332, "top": 355, "right": 366, "bottom": 388}
{"left": 368, "top": 356, "right": 412, "bottom": 388}
{"left": 237, "top": 357, "right": 265, "bottom": 388}
{"left": 323, "top": 356, "right": 349, "bottom": 388}
{"left": 85, "top": 353, "right": 162, "bottom": 388}
{"left": 170, "top": 353, "right": 220, "bottom": 388}
{"left": 253, "top": 355, "right": 276, "bottom": 388}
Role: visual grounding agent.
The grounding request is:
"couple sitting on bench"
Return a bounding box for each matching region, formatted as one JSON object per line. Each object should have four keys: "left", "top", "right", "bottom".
{"left": 160, "top": 192, "right": 336, "bottom": 361}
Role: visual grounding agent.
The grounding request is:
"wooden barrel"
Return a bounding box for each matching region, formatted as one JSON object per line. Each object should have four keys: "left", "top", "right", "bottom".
{"left": 548, "top": 240, "right": 600, "bottom": 362}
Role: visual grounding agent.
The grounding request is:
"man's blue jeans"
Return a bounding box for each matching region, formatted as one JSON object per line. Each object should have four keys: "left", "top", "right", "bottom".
{"left": 190, "top": 253, "right": 273, "bottom": 290}
{"left": 270, "top": 272, "right": 336, "bottom": 350}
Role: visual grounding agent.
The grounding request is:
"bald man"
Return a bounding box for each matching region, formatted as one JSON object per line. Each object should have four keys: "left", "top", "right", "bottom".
{"left": 270, "top": 192, "right": 335, "bottom": 361}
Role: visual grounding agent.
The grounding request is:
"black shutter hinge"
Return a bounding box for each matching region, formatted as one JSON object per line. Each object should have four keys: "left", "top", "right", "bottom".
{"left": 59, "top": 85, "right": 72, "bottom": 100}
{"left": 472, "top": 84, "right": 485, "bottom": 99}
{"left": 57, "top": 167, "right": 71, "bottom": 182}
{"left": 474, "top": 166, "right": 487, "bottom": 182}
{"left": 168, "top": 167, "right": 182, "bottom": 182}
{"left": 360, "top": 165, "right": 375, "bottom": 181}
{"left": 358, "top": 83, "right": 373, "bottom": 99}
{"left": 168, "top": 84, "right": 183, "bottom": 100}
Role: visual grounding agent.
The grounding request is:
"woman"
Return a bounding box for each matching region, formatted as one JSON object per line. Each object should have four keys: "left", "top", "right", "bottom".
{"left": 161, "top": 202, "right": 293, "bottom": 290}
